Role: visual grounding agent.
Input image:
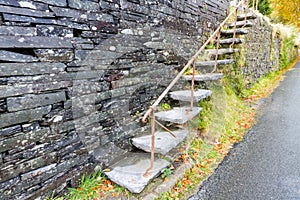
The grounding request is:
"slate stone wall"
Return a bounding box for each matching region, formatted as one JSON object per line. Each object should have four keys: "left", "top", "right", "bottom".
{"left": 0, "top": 0, "right": 229, "bottom": 199}
{"left": 241, "top": 15, "right": 281, "bottom": 85}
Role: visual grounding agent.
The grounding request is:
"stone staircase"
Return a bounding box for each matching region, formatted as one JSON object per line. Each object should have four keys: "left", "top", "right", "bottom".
{"left": 104, "top": 11, "right": 257, "bottom": 194}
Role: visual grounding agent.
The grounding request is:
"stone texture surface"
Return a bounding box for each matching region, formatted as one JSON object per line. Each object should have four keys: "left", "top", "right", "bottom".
{"left": 228, "top": 20, "right": 254, "bottom": 28}
{"left": 7, "top": 91, "right": 66, "bottom": 112}
{"left": 169, "top": 89, "right": 212, "bottom": 102}
{"left": 0, "top": 62, "right": 66, "bottom": 76}
{"left": 218, "top": 38, "right": 243, "bottom": 45}
{"left": 0, "top": 50, "right": 39, "bottom": 62}
{"left": 132, "top": 129, "right": 189, "bottom": 154}
{"left": 237, "top": 13, "right": 257, "bottom": 20}
{"left": 240, "top": 13, "right": 287, "bottom": 86}
{"left": 155, "top": 107, "right": 202, "bottom": 124}
{"left": 0, "top": 36, "right": 72, "bottom": 48}
{"left": 196, "top": 59, "right": 235, "bottom": 67}
{"left": 205, "top": 48, "right": 238, "bottom": 56}
{"left": 221, "top": 28, "right": 248, "bottom": 35}
{"left": 182, "top": 73, "right": 224, "bottom": 81}
{"left": 105, "top": 153, "right": 170, "bottom": 193}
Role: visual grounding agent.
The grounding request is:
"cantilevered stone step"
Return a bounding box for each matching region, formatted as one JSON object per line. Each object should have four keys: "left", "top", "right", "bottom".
{"left": 183, "top": 73, "right": 223, "bottom": 81}
{"left": 205, "top": 48, "right": 238, "bottom": 56}
{"left": 132, "top": 129, "right": 189, "bottom": 155}
{"left": 169, "top": 89, "right": 212, "bottom": 102}
{"left": 195, "top": 59, "right": 234, "bottom": 67}
{"left": 237, "top": 13, "right": 257, "bottom": 21}
{"left": 218, "top": 38, "right": 243, "bottom": 45}
{"left": 155, "top": 107, "right": 202, "bottom": 124}
{"left": 228, "top": 20, "right": 254, "bottom": 28}
{"left": 221, "top": 28, "right": 248, "bottom": 35}
{"left": 105, "top": 153, "right": 170, "bottom": 193}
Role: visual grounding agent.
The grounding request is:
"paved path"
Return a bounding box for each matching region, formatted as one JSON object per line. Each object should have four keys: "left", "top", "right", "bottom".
{"left": 189, "top": 61, "right": 300, "bottom": 200}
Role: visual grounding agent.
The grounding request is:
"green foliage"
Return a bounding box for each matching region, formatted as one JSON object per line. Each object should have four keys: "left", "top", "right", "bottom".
{"left": 161, "top": 168, "right": 173, "bottom": 179}
{"left": 280, "top": 35, "right": 297, "bottom": 69}
{"left": 183, "top": 67, "right": 200, "bottom": 75}
{"left": 47, "top": 171, "right": 127, "bottom": 200}
{"left": 249, "top": 0, "right": 273, "bottom": 15}
{"left": 67, "top": 171, "right": 103, "bottom": 200}
{"left": 205, "top": 44, "right": 215, "bottom": 49}
{"left": 159, "top": 103, "right": 172, "bottom": 111}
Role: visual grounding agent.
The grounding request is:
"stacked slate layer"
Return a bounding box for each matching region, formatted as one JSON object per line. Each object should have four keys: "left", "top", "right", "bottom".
{"left": 0, "top": 0, "right": 230, "bottom": 199}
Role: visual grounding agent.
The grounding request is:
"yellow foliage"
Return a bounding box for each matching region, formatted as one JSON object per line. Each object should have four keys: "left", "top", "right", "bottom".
{"left": 271, "top": 0, "right": 300, "bottom": 28}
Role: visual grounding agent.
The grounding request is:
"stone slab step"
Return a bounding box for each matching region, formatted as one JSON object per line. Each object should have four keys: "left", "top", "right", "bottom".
{"left": 132, "top": 129, "right": 189, "bottom": 155}
{"left": 237, "top": 13, "right": 257, "bottom": 21}
{"left": 228, "top": 20, "right": 254, "bottom": 28}
{"left": 218, "top": 38, "right": 243, "bottom": 45}
{"left": 169, "top": 89, "right": 212, "bottom": 102}
{"left": 221, "top": 28, "right": 248, "bottom": 35}
{"left": 195, "top": 59, "right": 234, "bottom": 67}
{"left": 155, "top": 107, "right": 202, "bottom": 124}
{"left": 183, "top": 73, "right": 223, "bottom": 81}
{"left": 205, "top": 48, "right": 238, "bottom": 56}
{"left": 105, "top": 153, "right": 170, "bottom": 193}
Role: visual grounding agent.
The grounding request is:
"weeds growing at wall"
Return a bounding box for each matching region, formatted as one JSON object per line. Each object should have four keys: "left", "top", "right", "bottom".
{"left": 280, "top": 35, "right": 297, "bottom": 69}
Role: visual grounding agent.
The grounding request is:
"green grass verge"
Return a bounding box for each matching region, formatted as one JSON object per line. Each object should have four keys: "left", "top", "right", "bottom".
{"left": 155, "top": 57, "right": 299, "bottom": 200}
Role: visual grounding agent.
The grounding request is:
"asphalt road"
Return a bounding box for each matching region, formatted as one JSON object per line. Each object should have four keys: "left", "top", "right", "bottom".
{"left": 189, "top": 61, "right": 300, "bottom": 200}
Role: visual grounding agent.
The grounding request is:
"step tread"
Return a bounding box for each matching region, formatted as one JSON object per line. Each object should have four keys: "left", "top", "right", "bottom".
{"left": 155, "top": 107, "right": 202, "bottom": 124}
{"left": 132, "top": 129, "right": 189, "bottom": 155}
{"left": 196, "top": 59, "right": 234, "bottom": 67}
{"left": 218, "top": 38, "right": 243, "bottom": 45}
{"left": 105, "top": 153, "right": 170, "bottom": 193}
{"left": 205, "top": 48, "right": 239, "bottom": 55}
{"left": 237, "top": 13, "right": 257, "bottom": 20}
{"left": 183, "top": 73, "right": 223, "bottom": 81}
{"left": 221, "top": 29, "right": 248, "bottom": 35}
{"left": 169, "top": 89, "right": 212, "bottom": 102}
{"left": 228, "top": 20, "right": 254, "bottom": 28}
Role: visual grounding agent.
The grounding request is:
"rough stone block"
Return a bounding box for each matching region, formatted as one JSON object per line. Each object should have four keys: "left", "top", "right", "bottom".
{"left": 0, "top": 26, "right": 36, "bottom": 36}
{"left": 7, "top": 91, "right": 66, "bottom": 112}
{"left": 36, "top": 25, "right": 73, "bottom": 37}
{"left": 0, "top": 128, "right": 50, "bottom": 153}
{"left": 0, "top": 125, "right": 21, "bottom": 138}
{"left": 68, "top": 0, "right": 100, "bottom": 11}
{"left": 0, "top": 152, "right": 57, "bottom": 182}
{"left": 34, "top": 0, "right": 67, "bottom": 7}
{"left": 169, "top": 89, "right": 212, "bottom": 102}
{"left": 227, "top": 20, "right": 254, "bottom": 28}
{"left": 0, "top": 81, "right": 71, "bottom": 99}
{"left": 0, "top": 5, "right": 54, "bottom": 18}
{"left": 0, "top": 62, "right": 66, "bottom": 76}
{"left": 218, "top": 38, "right": 243, "bottom": 45}
{"left": 34, "top": 49, "right": 74, "bottom": 62}
{"left": 205, "top": 48, "right": 239, "bottom": 56}
{"left": 0, "top": 0, "right": 20, "bottom": 6}
{"left": 132, "top": 129, "right": 189, "bottom": 154}
{"left": 182, "top": 73, "right": 223, "bottom": 81}
{"left": 237, "top": 13, "right": 257, "bottom": 21}
{"left": 195, "top": 59, "right": 235, "bottom": 67}
{"left": 3, "top": 13, "right": 57, "bottom": 25}
{"left": 0, "top": 36, "right": 73, "bottom": 48}
{"left": 105, "top": 153, "right": 170, "bottom": 193}
{"left": 221, "top": 28, "right": 248, "bottom": 35}
{"left": 0, "top": 106, "right": 51, "bottom": 129}
{"left": 0, "top": 50, "right": 39, "bottom": 62}
{"left": 155, "top": 107, "right": 202, "bottom": 124}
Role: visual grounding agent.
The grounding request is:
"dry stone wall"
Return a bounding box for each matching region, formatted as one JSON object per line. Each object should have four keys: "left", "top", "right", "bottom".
{"left": 241, "top": 14, "right": 281, "bottom": 85}
{"left": 0, "top": 0, "right": 229, "bottom": 199}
